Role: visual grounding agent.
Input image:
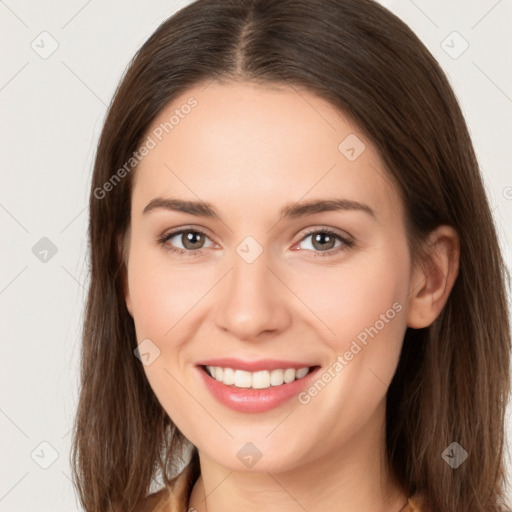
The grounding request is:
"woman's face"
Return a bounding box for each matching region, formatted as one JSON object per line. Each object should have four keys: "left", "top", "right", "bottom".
{"left": 123, "top": 81, "right": 415, "bottom": 472}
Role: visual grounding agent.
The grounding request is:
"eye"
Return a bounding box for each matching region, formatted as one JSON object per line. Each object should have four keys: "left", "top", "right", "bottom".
{"left": 294, "top": 228, "right": 354, "bottom": 257}
{"left": 158, "top": 228, "right": 214, "bottom": 257}
{"left": 158, "top": 226, "right": 354, "bottom": 258}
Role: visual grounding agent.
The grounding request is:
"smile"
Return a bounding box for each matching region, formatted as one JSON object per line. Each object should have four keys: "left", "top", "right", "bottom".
{"left": 196, "top": 359, "right": 321, "bottom": 413}
{"left": 204, "top": 365, "right": 312, "bottom": 389}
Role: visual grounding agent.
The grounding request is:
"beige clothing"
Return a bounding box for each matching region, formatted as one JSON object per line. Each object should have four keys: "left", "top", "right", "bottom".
{"left": 138, "top": 458, "right": 425, "bottom": 512}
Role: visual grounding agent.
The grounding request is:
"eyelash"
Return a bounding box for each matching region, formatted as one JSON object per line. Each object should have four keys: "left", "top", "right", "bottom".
{"left": 157, "top": 226, "right": 354, "bottom": 258}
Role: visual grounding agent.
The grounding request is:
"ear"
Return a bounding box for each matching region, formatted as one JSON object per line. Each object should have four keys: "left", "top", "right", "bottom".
{"left": 406, "top": 225, "right": 460, "bottom": 328}
{"left": 118, "top": 229, "right": 133, "bottom": 317}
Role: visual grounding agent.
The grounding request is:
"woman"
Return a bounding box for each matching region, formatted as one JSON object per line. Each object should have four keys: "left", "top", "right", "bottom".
{"left": 71, "top": 1, "right": 511, "bottom": 511}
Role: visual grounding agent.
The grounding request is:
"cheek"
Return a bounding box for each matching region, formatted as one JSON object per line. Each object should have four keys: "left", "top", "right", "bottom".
{"left": 289, "top": 248, "right": 410, "bottom": 444}
{"left": 292, "top": 248, "right": 411, "bottom": 431}
{"left": 127, "top": 250, "right": 203, "bottom": 433}
{"left": 293, "top": 245, "right": 410, "bottom": 355}
{"left": 127, "top": 246, "right": 210, "bottom": 341}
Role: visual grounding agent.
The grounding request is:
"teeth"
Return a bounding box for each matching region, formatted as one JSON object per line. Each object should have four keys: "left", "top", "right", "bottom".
{"left": 270, "top": 369, "right": 284, "bottom": 386}
{"left": 223, "top": 367, "right": 235, "bottom": 385}
{"left": 234, "top": 370, "right": 252, "bottom": 388}
{"left": 205, "top": 365, "right": 312, "bottom": 389}
{"left": 283, "top": 368, "right": 295, "bottom": 383}
{"left": 296, "top": 367, "right": 309, "bottom": 379}
{"left": 251, "top": 370, "right": 269, "bottom": 389}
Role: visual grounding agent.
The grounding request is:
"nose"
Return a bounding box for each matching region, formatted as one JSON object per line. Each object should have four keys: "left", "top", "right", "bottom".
{"left": 213, "top": 249, "right": 292, "bottom": 342}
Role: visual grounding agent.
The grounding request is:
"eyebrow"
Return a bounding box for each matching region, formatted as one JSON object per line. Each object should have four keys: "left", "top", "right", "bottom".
{"left": 142, "top": 197, "right": 376, "bottom": 220}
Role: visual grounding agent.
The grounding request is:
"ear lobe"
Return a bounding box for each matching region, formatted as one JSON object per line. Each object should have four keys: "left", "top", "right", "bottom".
{"left": 406, "top": 225, "right": 460, "bottom": 329}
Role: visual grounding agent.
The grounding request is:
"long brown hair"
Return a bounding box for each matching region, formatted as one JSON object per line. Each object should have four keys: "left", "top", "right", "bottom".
{"left": 71, "top": 1, "right": 511, "bottom": 510}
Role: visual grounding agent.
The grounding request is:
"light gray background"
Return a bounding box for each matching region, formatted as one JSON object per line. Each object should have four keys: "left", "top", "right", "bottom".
{"left": 1, "top": 0, "right": 511, "bottom": 510}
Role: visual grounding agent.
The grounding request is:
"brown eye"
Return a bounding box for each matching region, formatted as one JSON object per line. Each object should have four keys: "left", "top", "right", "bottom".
{"left": 159, "top": 228, "right": 214, "bottom": 256}
{"left": 310, "top": 232, "right": 337, "bottom": 251}
{"left": 296, "top": 228, "right": 354, "bottom": 258}
{"left": 179, "top": 230, "right": 206, "bottom": 250}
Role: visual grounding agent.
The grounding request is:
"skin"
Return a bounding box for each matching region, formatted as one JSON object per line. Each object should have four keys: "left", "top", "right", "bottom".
{"left": 123, "top": 81, "right": 459, "bottom": 512}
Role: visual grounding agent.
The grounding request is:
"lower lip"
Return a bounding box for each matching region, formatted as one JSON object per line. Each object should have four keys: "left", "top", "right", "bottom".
{"left": 197, "top": 366, "right": 320, "bottom": 413}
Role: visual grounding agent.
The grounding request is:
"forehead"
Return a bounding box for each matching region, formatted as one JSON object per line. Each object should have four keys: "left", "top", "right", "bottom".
{"left": 132, "top": 81, "right": 403, "bottom": 224}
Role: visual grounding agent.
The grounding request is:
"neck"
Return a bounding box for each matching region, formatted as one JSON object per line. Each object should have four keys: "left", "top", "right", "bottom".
{"left": 188, "top": 400, "right": 408, "bottom": 512}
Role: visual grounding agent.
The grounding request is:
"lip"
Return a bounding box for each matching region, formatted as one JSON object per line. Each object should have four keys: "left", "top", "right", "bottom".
{"left": 196, "top": 363, "right": 321, "bottom": 413}
{"left": 195, "top": 357, "right": 316, "bottom": 372}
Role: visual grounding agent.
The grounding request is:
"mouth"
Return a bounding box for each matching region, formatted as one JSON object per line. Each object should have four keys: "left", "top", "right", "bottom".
{"left": 196, "top": 361, "right": 321, "bottom": 413}
{"left": 200, "top": 364, "right": 319, "bottom": 390}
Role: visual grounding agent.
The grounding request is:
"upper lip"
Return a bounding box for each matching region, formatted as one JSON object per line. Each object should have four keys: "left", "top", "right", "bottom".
{"left": 196, "top": 357, "right": 317, "bottom": 372}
